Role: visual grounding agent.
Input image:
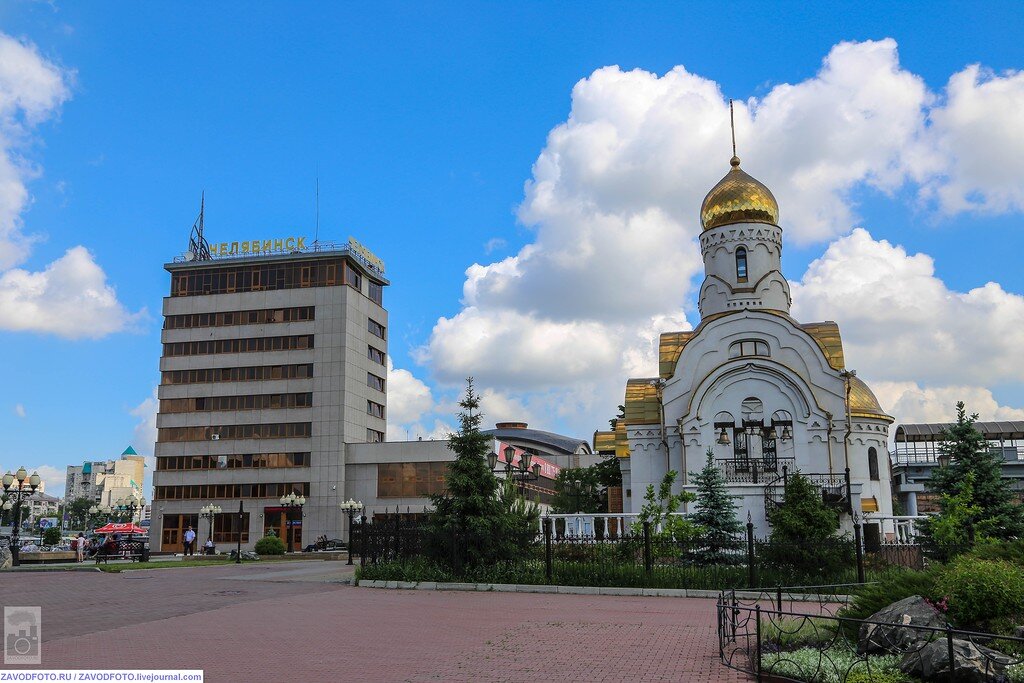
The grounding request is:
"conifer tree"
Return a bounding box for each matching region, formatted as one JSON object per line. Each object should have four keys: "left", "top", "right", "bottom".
{"left": 426, "top": 378, "right": 534, "bottom": 566}
{"left": 689, "top": 449, "right": 743, "bottom": 562}
{"left": 920, "top": 402, "right": 1024, "bottom": 548}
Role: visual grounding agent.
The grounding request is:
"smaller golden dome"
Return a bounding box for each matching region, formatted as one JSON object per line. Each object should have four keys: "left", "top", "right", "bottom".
{"left": 700, "top": 156, "right": 780, "bottom": 231}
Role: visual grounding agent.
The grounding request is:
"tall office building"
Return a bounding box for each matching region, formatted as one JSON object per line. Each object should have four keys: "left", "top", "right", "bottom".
{"left": 151, "top": 227, "right": 388, "bottom": 552}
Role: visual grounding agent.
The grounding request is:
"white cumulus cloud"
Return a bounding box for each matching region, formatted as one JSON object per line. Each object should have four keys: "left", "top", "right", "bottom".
{"left": 0, "top": 33, "right": 140, "bottom": 338}
{"left": 13, "top": 403, "right": 25, "bottom": 418}
{"left": 417, "top": 39, "right": 1024, "bottom": 436}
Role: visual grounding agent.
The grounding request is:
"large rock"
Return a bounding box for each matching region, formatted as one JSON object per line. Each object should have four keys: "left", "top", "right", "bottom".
{"left": 858, "top": 595, "right": 946, "bottom": 654}
{"left": 899, "top": 637, "right": 1013, "bottom": 682}
{"left": 0, "top": 545, "right": 11, "bottom": 570}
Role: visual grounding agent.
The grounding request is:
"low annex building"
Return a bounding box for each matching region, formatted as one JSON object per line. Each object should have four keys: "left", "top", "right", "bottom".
{"left": 601, "top": 150, "right": 895, "bottom": 536}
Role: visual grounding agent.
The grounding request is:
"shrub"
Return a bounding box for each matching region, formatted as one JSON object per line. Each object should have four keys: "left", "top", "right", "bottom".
{"left": 254, "top": 535, "right": 285, "bottom": 555}
{"left": 968, "top": 538, "right": 1024, "bottom": 564}
{"left": 840, "top": 570, "right": 942, "bottom": 623}
{"left": 763, "top": 646, "right": 909, "bottom": 683}
{"left": 937, "top": 557, "right": 1024, "bottom": 629}
{"left": 42, "top": 527, "right": 62, "bottom": 546}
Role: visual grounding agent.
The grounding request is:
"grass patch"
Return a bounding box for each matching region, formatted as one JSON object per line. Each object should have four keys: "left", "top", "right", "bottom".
{"left": 97, "top": 559, "right": 240, "bottom": 572}
{"left": 762, "top": 616, "right": 838, "bottom": 650}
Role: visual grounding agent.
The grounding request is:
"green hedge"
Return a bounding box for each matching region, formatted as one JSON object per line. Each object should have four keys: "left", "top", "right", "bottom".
{"left": 254, "top": 535, "right": 286, "bottom": 555}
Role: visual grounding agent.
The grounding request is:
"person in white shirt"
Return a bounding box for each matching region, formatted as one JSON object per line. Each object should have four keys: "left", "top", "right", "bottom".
{"left": 183, "top": 526, "right": 197, "bottom": 556}
{"left": 75, "top": 533, "right": 86, "bottom": 562}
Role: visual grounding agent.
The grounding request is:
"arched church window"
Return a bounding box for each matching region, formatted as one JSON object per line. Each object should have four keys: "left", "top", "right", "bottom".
{"left": 868, "top": 447, "right": 879, "bottom": 481}
{"left": 729, "top": 339, "right": 770, "bottom": 358}
{"left": 736, "top": 247, "right": 748, "bottom": 282}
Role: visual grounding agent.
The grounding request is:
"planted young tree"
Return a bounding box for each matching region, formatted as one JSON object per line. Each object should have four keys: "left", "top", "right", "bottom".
{"left": 635, "top": 470, "right": 697, "bottom": 541}
{"left": 689, "top": 449, "right": 743, "bottom": 563}
{"left": 426, "top": 378, "right": 532, "bottom": 567}
{"left": 919, "top": 402, "right": 1024, "bottom": 554}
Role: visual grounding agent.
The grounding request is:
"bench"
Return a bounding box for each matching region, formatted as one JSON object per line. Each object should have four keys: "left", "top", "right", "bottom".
{"left": 94, "top": 539, "right": 150, "bottom": 564}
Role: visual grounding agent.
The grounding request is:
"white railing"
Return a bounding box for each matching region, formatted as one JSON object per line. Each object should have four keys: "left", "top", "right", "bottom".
{"left": 863, "top": 514, "right": 927, "bottom": 543}
{"left": 538, "top": 513, "right": 690, "bottom": 537}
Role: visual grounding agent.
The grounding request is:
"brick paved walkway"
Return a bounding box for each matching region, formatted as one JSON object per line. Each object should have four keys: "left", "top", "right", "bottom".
{"left": 4, "top": 562, "right": 748, "bottom": 682}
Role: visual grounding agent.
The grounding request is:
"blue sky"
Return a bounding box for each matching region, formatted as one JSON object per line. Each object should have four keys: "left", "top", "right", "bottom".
{"left": 0, "top": 2, "right": 1022, "bottom": 496}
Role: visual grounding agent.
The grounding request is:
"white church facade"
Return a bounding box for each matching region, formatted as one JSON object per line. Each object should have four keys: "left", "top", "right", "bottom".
{"left": 613, "top": 151, "right": 895, "bottom": 537}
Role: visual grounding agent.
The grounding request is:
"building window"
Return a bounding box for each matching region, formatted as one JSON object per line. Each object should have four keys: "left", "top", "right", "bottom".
{"left": 154, "top": 482, "right": 310, "bottom": 501}
{"left": 729, "top": 339, "right": 770, "bottom": 358}
{"left": 160, "top": 392, "right": 313, "bottom": 414}
{"left": 367, "top": 345, "right": 385, "bottom": 365}
{"left": 367, "top": 400, "right": 386, "bottom": 419}
{"left": 161, "top": 363, "right": 313, "bottom": 385}
{"left": 162, "top": 335, "right": 314, "bottom": 357}
{"left": 169, "top": 257, "right": 384, "bottom": 302}
{"left": 367, "top": 428, "right": 385, "bottom": 443}
{"left": 736, "top": 247, "right": 748, "bottom": 282}
{"left": 368, "top": 282, "right": 383, "bottom": 306}
{"left": 868, "top": 447, "right": 880, "bottom": 481}
{"left": 367, "top": 372, "right": 386, "bottom": 392}
{"left": 212, "top": 512, "right": 250, "bottom": 544}
{"left": 377, "top": 462, "right": 448, "bottom": 497}
{"left": 156, "top": 453, "right": 310, "bottom": 471}
{"left": 157, "top": 422, "right": 312, "bottom": 443}
{"left": 163, "top": 306, "right": 314, "bottom": 330}
{"left": 344, "top": 263, "right": 362, "bottom": 291}
{"left": 368, "top": 318, "right": 386, "bottom": 340}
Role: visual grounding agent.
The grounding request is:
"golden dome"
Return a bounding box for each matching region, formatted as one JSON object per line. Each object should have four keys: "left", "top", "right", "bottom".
{"left": 700, "top": 156, "right": 780, "bottom": 231}
{"left": 848, "top": 376, "right": 894, "bottom": 423}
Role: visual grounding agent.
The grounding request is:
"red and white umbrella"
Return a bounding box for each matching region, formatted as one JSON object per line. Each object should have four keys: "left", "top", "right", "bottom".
{"left": 93, "top": 522, "right": 146, "bottom": 535}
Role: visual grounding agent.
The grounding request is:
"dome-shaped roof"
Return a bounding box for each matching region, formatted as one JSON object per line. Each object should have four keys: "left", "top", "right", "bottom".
{"left": 700, "top": 156, "right": 780, "bottom": 231}
{"left": 849, "top": 376, "right": 893, "bottom": 422}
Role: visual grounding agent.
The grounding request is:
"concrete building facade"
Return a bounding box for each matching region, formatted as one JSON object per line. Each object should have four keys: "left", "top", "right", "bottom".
{"left": 64, "top": 447, "right": 146, "bottom": 506}
{"left": 151, "top": 236, "right": 388, "bottom": 552}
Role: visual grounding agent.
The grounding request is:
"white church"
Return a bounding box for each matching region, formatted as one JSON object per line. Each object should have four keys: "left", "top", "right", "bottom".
{"left": 611, "top": 148, "right": 895, "bottom": 538}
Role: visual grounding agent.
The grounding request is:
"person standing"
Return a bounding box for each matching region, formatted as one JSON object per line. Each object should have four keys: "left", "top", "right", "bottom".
{"left": 183, "top": 526, "right": 196, "bottom": 556}
{"left": 75, "top": 532, "right": 86, "bottom": 562}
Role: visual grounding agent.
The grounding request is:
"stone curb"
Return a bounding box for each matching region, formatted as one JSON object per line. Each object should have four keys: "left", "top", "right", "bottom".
{"left": 355, "top": 579, "right": 849, "bottom": 602}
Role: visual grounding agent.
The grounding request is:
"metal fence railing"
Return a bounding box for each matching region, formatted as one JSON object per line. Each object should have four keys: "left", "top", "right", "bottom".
{"left": 718, "top": 590, "right": 1024, "bottom": 682}
{"left": 355, "top": 515, "right": 932, "bottom": 589}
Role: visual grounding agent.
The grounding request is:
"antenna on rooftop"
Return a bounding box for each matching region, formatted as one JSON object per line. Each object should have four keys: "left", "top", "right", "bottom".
{"left": 187, "top": 191, "right": 212, "bottom": 261}
{"left": 314, "top": 165, "right": 320, "bottom": 248}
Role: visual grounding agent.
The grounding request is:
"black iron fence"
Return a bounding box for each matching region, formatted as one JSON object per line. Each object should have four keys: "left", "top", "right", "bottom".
{"left": 718, "top": 589, "right": 1024, "bottom": 681}
{"left": 356, "top": 515, "right": 928, "bottom": 589}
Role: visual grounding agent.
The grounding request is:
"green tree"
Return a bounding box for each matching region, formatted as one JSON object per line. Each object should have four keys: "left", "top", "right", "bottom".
{"left": 920, "top": 402, "right": 1024, "bottom": 547}
{"left": 763, "top": 471, "right": 853, "bottom": 577}
{"left": 426, "top": 378, "right": 531, "bottom": 567}
{"left": 67, "top": 497, "right": 93, "bottom": 529}
{"left": 593, "top": 454, "right": 622, "bottom": 490}
{"left": 634, "top": 470, "right": 697, "bottom": 540}
{"left": 42, "top": 527, "right": 61, "bottom": 546}
{"left": 550, "top": 467, "right": 603, "bottom": 514}
{"left": 920, "top": 474, "right": 989, "bottom": 562}
{"left": 689, "top": 449, "right": 743, "bottom": 563}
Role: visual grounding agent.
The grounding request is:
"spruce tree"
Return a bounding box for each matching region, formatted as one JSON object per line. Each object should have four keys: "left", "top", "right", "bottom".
{"left": 920, "top": 402, "right": 1024, "bottom": 547}
{"left": 426, "top": 378, "right": 532, "bottom": 566}
{"left": 689, "top": 449, "right": 743, "bottom": 562}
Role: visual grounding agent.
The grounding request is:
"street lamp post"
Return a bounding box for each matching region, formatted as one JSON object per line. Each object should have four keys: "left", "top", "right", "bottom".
{"left": 279, "top": 492, "right": 306, "bottom": 553}
{"left": 487, "top": 445, "right": 542, "bottom": 496}
{"left": 200, "top": 504, "right": 222, "bottom": 547}
{"left": 115, "top": 497, "right": 143, "bottom": 525}
{"left": 88, "top": 504, "right": 112, "bottom": 529}
{"left": 235, "top": 501, "right": 244, "bottom": 564}
{"left": 2, "top": 467, "right": 41, "bottom": 567}
{"left": 339, "top": 499, "right": 364, "bottom": 565}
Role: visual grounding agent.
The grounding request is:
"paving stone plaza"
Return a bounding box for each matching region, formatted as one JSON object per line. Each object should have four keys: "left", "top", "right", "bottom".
{"left": 7, "top": 561, "right": 745, "bottom": 681}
